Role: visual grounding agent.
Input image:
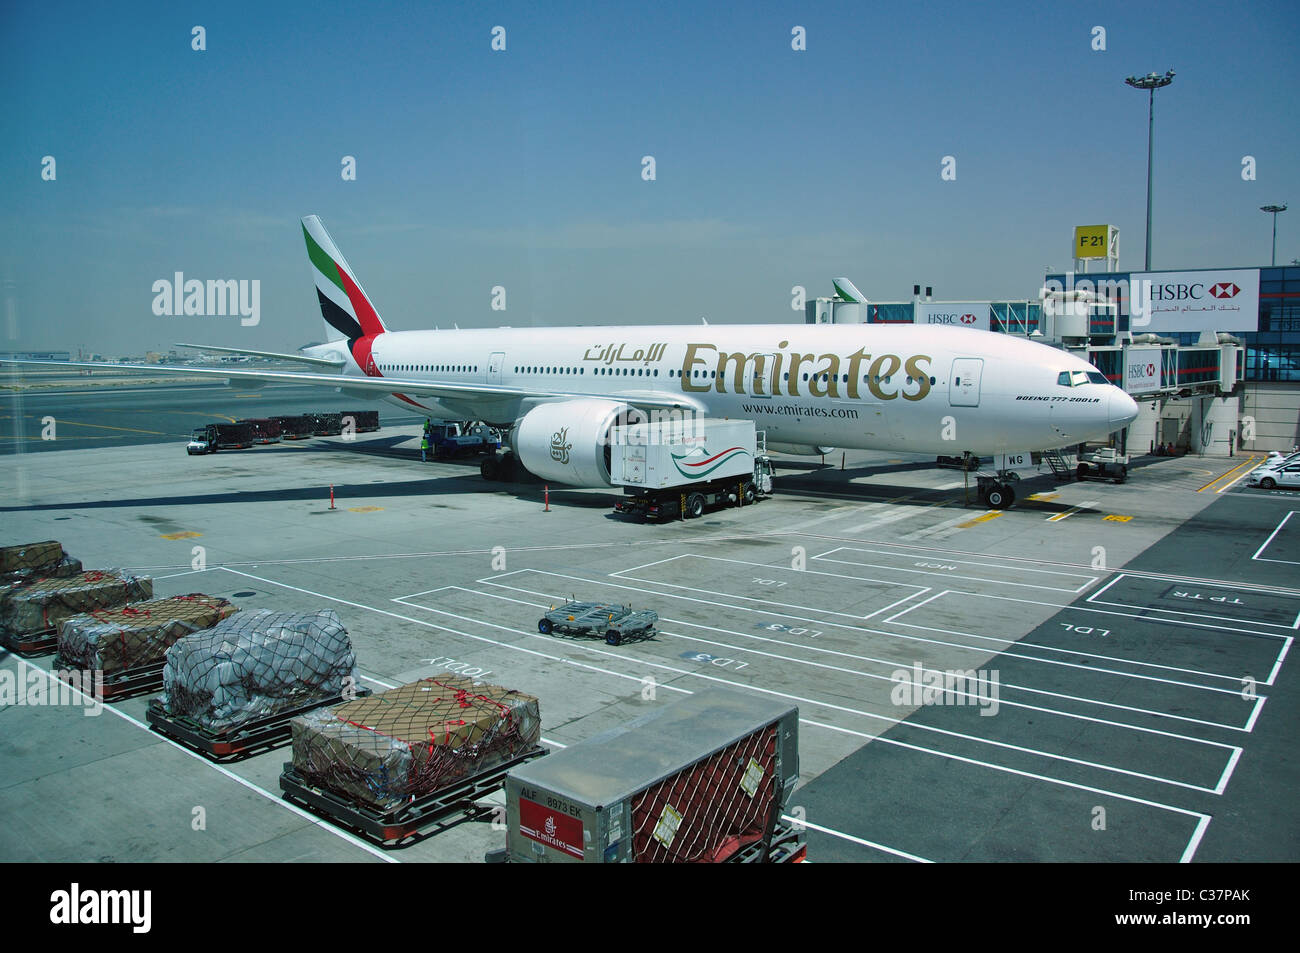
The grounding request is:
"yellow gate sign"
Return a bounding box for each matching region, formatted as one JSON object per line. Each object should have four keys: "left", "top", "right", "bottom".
{"left": 1074, "top": 225, "right": 1110, "bottom": 259}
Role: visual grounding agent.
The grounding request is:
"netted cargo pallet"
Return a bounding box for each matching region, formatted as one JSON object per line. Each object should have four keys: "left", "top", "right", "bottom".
{"left": 146, "top": 689, "right": 370, "bottom": 761}
{"left": 53, "top": 657, "right": 165, "bottom": 701}
{"left": 0, "top": 570, "right": 152, "bottom": 657}
{"left": 0, "top": 541, "right": 64, "bottom": 574}
{"left": 288, "top": 676, "right": 542, "bottom": 813}
{"left": 0, "top": 541, "right": 83, "bottom": 587}
{"left": 280, "top": 744, "right": 547, "bottom": 844}
{"left": 57, "top": 594, "right": 238, "bottom": 675}
{"left": 159, "top": 609, "right": 358, "bottom": 733}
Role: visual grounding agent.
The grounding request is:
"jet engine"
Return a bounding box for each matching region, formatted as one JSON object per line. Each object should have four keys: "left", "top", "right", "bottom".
{"left": 768, "top": 443, "right": 836, "bottom": 456}
{"left": 512, "top": 399, "right": 643, "bottom": 487}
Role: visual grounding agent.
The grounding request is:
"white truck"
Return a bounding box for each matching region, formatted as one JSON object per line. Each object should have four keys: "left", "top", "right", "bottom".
{"left": 610, "top": 418, "right": 773, "bottom": 520}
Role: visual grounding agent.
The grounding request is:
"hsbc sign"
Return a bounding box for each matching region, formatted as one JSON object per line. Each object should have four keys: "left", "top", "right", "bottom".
{"left": 916, "top": 302, "right": 990, "bottom": 331}
{"left": 1124, "top": 346, "right": 1163, "bottom": 394}
{"left": 1131, "top": 269, "right": 1259, "bottom": 332}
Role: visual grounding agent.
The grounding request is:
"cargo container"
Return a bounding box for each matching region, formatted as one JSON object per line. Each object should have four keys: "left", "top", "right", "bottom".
{"left": 610, "top": 418, "right": 773, "bottom": 519}
{"left": 505, "top": 688, "right": 799, "bottom": 863}
{"left": 305, "top": 412, "right": 343, "bottom": 436}
{"left": 273, "top": 415, "right": 314, "bottom": 440}
{"left": 341, "top": 410, "right": 380, "bottom": 433}
{"left": 238, "top": 418, "right": 282, "bottom": 443}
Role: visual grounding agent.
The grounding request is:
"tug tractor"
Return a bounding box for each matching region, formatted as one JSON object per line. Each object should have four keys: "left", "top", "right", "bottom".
{"left": 1075, "top": 447, "right": 1129, "bottom": 484}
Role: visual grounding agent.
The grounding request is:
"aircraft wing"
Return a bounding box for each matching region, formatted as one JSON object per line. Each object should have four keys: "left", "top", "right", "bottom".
{"left": 174, "top": 343, "right": 346, "bottom": 368}
{"left": 0, "top": 359, "right": 705, "bottom": 413}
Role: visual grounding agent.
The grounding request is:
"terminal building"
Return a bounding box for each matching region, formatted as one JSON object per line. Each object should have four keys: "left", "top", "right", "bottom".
{"left": 806, "top": 250, "right": 1299, "bottom": 457}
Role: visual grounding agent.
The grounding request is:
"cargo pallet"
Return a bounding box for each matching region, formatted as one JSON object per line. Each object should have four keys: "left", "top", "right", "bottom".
{"left": 53, "top": 656, "right": 165, "bottom": 701}
{"left": 146, "top": 690, "right": 370, "bottom": 762}
{"left": 1, "top": 628, "right": 58, "bottom": 657}
{"left": 279, "top": 744, "right": 548, "bottom": 845}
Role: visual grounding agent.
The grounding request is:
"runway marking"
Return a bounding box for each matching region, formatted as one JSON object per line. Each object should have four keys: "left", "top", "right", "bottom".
{"left": 10, "top": 656, "right": 396, "bottom": 864}
{"left": 22, "top": 418, "right": 168, "bottom": 436}
{"left": 1252, "top": 511, "right": 1299, "bottom": 566}
{"left": 1087, "top": 573, "right": 1300, "bottom": 631}
{"left": 405, "top": 582, "right": 1224, "bottom": 833}
{"left": 347, "top": 506, "right": 384, "bottom": 513}
{"left": 480, "top": 566, "right": 1268, "bottom": 695}
{"left": 790, "top": 811, "right": 931, "bottom": 862}
{"left": 812, "top": 546, "right": 1098, "bottom": 594}
{"left": 956, "top": 512, "right": 1001, "bottom": 528}
{"left": 1198, "top": 456, "right": 1263, "bottom": 493}
{"left": 478, "top": 576, "right": 1252, "bottom": 758}
{"left": 159, "top": 531, "right": 202, "bottom": 540}
{"left": 608, "top": 553, "right": 929, "bottom": 622}
{"left": 220, "top": 566, "right": 1217, "bottom": 859}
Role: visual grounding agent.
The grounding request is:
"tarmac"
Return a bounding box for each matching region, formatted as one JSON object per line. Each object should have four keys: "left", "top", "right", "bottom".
{"left": 2, "top": 382, "right": 1297, "bottom": 863}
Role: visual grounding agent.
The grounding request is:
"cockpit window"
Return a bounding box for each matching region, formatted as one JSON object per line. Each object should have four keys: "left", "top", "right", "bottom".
{"left": 1056, "top": 371, "right": 1072, "bottom": 386}
{"left": 1070, "top": 370, "right": 1089, "bottom": 387}
{"left": 1086, "top": 371, "right": 1108, "bottom": 385}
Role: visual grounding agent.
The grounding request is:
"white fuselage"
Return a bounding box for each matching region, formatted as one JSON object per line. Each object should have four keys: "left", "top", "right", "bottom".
{"left": 323, "top": 323, "right": 1135, "bottom": 455}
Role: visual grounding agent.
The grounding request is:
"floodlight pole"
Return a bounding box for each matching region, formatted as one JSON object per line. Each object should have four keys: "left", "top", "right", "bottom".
{"left": 1261, "top": 205, "right": 1287, "bottom": 266}
{"left": 1125, "top": 71, "right": 1175, "bottom": 271}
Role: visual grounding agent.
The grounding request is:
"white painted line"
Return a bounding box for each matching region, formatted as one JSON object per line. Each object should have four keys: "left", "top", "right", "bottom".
{"left": 13, "top": 658, "right": 397, "bottom": 864}
{"left": 497, "top": 569, "right": 1263, "bottom": 697}
{"left": 814, "top": 554, "right": 1094, "bottom": 594}
{"left": 1086, "top": 573, "right": 1300, "bottom": 631}
{"left": 794, "top": 710, "right": 1212, "bottom": 852}
{"left": 220, "top": 567, "right": 694, "bottom": 697}
{"left": 1181, "top": 815, "right": 1213, "bottom": 864}
{"left": 789, "top": 815, "right": 932, "bottom": 863}
{"left": 455, "top": 581, "right": 1239, "bottom": 792}
{"left": 820, "top": 545, "right": 1099, "bottom": 585}
{"left": 1046, "top": 501, "right": 1098, "bottom": 522}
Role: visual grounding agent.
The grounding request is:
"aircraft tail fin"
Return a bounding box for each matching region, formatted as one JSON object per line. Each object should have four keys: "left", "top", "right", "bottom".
{"left": 302, "top": 215, "right": 389, "bottom": 342}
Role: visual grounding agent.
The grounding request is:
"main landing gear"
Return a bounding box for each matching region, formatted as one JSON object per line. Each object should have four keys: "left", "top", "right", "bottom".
{"left": 974, "top": 470, "right": 1020, "bottom": 509}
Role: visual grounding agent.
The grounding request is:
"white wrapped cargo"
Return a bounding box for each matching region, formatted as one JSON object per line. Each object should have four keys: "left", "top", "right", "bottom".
{"left": 160, "top": 609, "right": 357, "bottom": 732}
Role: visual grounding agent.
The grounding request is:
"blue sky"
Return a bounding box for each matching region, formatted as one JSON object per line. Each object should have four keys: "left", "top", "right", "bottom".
{"left": 3, "top": 0, "right": 1298, "bottom": 354}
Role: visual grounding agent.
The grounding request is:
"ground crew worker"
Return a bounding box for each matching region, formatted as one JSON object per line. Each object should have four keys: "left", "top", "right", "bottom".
{"left": 420, "top": 433, "right": 430, "bottom": 462}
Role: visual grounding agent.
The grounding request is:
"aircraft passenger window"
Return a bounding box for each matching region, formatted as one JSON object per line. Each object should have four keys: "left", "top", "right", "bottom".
{"left": 955, "top": 377, "right": 960, "bottom": 385}
{"left": 907, "top": 376, "right": 913, "bottom": 384}
{"left": 930, "top": 377, "right": 936, "bottom": 385}
{"left": 802, "top": 374, "right": 808, "bottom": 381}
{"left": 653, "top": 369, "right": 657, "bottom": 376}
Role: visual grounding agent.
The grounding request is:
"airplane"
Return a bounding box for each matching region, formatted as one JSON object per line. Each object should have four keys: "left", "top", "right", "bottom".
{"left": 4, "top": 215, "right": 1139, "bottom": 508}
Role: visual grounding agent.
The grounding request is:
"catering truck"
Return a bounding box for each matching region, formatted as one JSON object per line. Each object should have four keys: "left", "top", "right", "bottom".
{"left": 611, "top": 418, "right": 773, "bottom": 520}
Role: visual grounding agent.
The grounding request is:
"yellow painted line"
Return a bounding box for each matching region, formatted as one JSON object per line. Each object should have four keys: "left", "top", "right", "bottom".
{"left": 25, "top": 418, "right": 168, "bottom": 436}
{"left": 1197, "top": 456, "right": 1262, "bottom": 493}
{"left": 1025, "top": 492, "right": 1059, "bottom": 502}
{"left": 159, "top": 531, "right": 202, "bottom": 540}
{"left": 1103, "top": 514, "right": 1133, "bottom": 522}
{"left": 956, "top": 512, "right": 1002, "bottom": 528}
{"left": 347, "top": 506, "right": 384, "bottom": 513}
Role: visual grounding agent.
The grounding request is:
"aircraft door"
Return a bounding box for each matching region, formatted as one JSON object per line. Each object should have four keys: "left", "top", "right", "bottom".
{"left": 751, "top": 353, "right": 778, "bottom": 397}
{"left": 949, "top": 358, "right": 983, "bottom": 407}
{"left": 487, "top": 351, "right": 505, "bottom": 385}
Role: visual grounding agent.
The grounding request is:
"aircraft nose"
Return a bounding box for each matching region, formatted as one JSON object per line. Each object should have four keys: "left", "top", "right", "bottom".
{"left": 1109, "top": 388, "right": 1139, "bottom": 429}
